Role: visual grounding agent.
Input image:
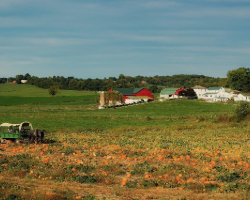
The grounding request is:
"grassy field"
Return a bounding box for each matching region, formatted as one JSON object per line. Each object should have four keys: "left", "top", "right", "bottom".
{"left": 0, "top": 83, "right": 250, "bottom": 200}
{"left": 0, "top": 83, "right": 236, "bottom": 131}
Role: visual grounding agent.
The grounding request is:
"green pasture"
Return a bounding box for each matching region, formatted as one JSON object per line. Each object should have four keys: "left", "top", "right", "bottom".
{"left": 0, "top": 96, "right": 96, "bottom": 106}
{"left": 0, "top": 83, "right": 95, "bottom": 97}
{"left": 0, "top": 83, "right": 237, "bottom": 132}
{"left": 0, "top": 83, "right": 97, "bottom": 106}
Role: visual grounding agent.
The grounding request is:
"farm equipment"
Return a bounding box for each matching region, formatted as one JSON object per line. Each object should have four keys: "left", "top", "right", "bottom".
{"left": 0, "top": 121, "right": 44, "bottom": 143}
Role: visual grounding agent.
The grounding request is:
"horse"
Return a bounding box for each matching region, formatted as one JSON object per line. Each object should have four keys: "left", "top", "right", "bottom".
{"left": 37, "top": 130, "right": 46, "bottom": 143}
{"left": 27, "top": 129, "right": 38, "bottom": 143}
{"left": 27, "top": 129, "right": 46, "bottom": 143}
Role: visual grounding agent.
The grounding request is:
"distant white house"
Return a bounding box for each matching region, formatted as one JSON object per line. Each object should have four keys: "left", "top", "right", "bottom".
{"left": 201, "top": 87, "right": 234, "bottom": 102}
{"left": 159, "top": 85, "right": 250, "bottom": 103}
{"left": 234, "top": 93, "right": 250, "bottom": 102}
{"left": 191, "top": 85, "right": 207, "bottom": 99}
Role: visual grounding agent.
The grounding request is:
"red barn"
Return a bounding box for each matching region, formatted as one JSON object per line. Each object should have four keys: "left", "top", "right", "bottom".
{"left": 109, "top": 88, "right": 154, "bottom": 102}
{"left": 175, "top": 88, "right": 186, "bottom": 96}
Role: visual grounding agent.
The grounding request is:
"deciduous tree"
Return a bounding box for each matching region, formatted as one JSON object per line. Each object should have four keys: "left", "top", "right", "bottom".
{"left": 105, "top": 91, "right": 124, "bottom": 107}
{"left": 227, "top": 67, "right": 250, "bottom": 92}
{"left": 149, "top": 85, "right": 158, "bottom": 93}
{"left": 48, "top": 85, "right": 60, "bottom": 96}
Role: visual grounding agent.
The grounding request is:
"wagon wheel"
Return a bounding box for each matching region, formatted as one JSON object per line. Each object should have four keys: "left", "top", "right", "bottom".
{"left": 28, "top": 135, "right": 34, "bottom": 143}
{"left": 35, "top": 135, "right": 39, "bottom": 143}
{"left": 15, "top": 139, "right": 21, "bottom": 144}
{"left": 0, "top": 138, "right": 6, "bottom": 143}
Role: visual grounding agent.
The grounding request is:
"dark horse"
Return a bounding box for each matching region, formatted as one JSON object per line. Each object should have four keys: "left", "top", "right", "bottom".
{"left": 37, "top": 129, "right": 46, "bottom": 143}
{"left": 27, "top": 129, "right": 46, "bottom": 143}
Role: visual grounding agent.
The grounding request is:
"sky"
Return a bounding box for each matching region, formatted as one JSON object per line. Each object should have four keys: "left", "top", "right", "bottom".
{"left": 0, "top": 0, "right": 250, "bottom": 79}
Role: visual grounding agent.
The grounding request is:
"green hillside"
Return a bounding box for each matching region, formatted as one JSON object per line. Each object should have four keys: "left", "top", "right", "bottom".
{"left": 0, "top": 83, "right": 97, "bottom": 106}
{"left": 0, "top": 83, "right": 235, "bottom": 132}
{"left": 0, "top": 83, "right": 95, "bottom": 97}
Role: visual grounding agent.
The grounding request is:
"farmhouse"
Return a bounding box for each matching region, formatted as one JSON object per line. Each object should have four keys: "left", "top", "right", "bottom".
{"left": 191, "top": 85, "right": 207, "bottom": 99}
{"left": 201, "top": 87, "right": 234, "bottom": 102}
{"left": 110, "top": 88, "right": 154, "bottom": 104}
{"left": 234, "top": 93, "right": 250, "bottom": 102}
{"left": 159, "top": 88, "right": 185, "bottom": 100}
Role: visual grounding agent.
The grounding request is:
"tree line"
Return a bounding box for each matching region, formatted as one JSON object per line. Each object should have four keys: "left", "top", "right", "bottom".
{"left": 2, "top": 68, "right": 249, "bottom": 92}
{"left": 227, "top": 67, "right": 250, "bottom": 93}
{"left": 0, "top": 73, "right": 227, "bottom": 92}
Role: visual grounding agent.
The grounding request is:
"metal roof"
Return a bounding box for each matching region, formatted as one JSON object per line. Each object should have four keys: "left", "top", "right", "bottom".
{"left": 241, "top": 93, "right": 250, "bottom": 96}
{"left": 191, "top": 85, "right": 207, "bottom": 89}
{"left": 160, "top": 88, "right": 179, "bottom": 95}
{"left": 0, "top": 121, "right": 33, "bottom": 132}
{"left": 112, "top": 88, "right": 144, "bottom": 95}
{"left": 203, "top": 92, "right": 218, "bottom": 95}
{"left": 208, "top": 87, "right": 222, "bottom": 90}
{"left": 215, "top": 97, "right": 228, "bottom": 99}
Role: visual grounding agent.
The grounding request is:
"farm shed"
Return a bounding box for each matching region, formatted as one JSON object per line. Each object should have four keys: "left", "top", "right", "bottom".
{"left": 109, "top": 88, "right": 154, "bottom": 104}
{"left": 159, "top": 88, "right": 185, "bottom": 99}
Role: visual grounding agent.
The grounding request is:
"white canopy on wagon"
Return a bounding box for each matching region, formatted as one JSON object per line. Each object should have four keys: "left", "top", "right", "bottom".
{"left": 0, "top": 121, "right": 33, "bottom": 132}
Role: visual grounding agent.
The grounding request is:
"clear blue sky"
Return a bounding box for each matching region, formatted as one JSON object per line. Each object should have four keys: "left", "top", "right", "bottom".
{"left": 1, "top": 0, "right": 250, "bottom": 79}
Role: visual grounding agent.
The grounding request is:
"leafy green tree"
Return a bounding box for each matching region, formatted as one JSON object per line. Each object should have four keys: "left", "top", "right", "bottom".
{"left": 186, "top": 88, "right": 197, "bottom": 97}
{"left": 24, "top": 73, "right": 31, "bottom": 80}
{"left": 105, "top": 91, "right": 124, "bottom": 107}
{"left": 227, "top": 67, "right": 250, "bottom": 92}
{"left": 178, "top": 90, "right": 187, "bottom": 96}
{"left": 235, "top": 101, "right": 250, "bottom": 122}
{"left": 118, "top": 74, "right": 125, "bottom": 80}
{"left": 15, "top": 75, "right": 24, "bottom": 84}
{"left": 68, "top": 79, "right": 78, "bottom": 90}
{"left": 48, "top": 85, "right": 60, "bottom": 96}
{"left": 132, "top": 81, "right": 140, "bottom": 88}
{"left": 149, "top": 85, "right": 158, "bottom": 93}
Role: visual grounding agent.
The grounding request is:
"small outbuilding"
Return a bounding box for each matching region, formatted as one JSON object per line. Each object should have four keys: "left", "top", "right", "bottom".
{"left": 159, "top": 88, "right": 185, "bottom": 99}
{"left": 21, "top": 80, "right": 28, "bottom": 84}
{"left": 110, "top": 88, "right": 154, "bottom": 104}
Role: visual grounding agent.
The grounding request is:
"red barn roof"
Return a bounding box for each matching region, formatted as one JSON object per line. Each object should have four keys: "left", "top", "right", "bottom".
{"left": 110, "top": 88, "right": 154, "bottom": 101}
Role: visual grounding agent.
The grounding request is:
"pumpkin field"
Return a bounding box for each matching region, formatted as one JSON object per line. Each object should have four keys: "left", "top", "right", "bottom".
{"left": 0, "top": 84, "right": 250, "bottom": 200}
